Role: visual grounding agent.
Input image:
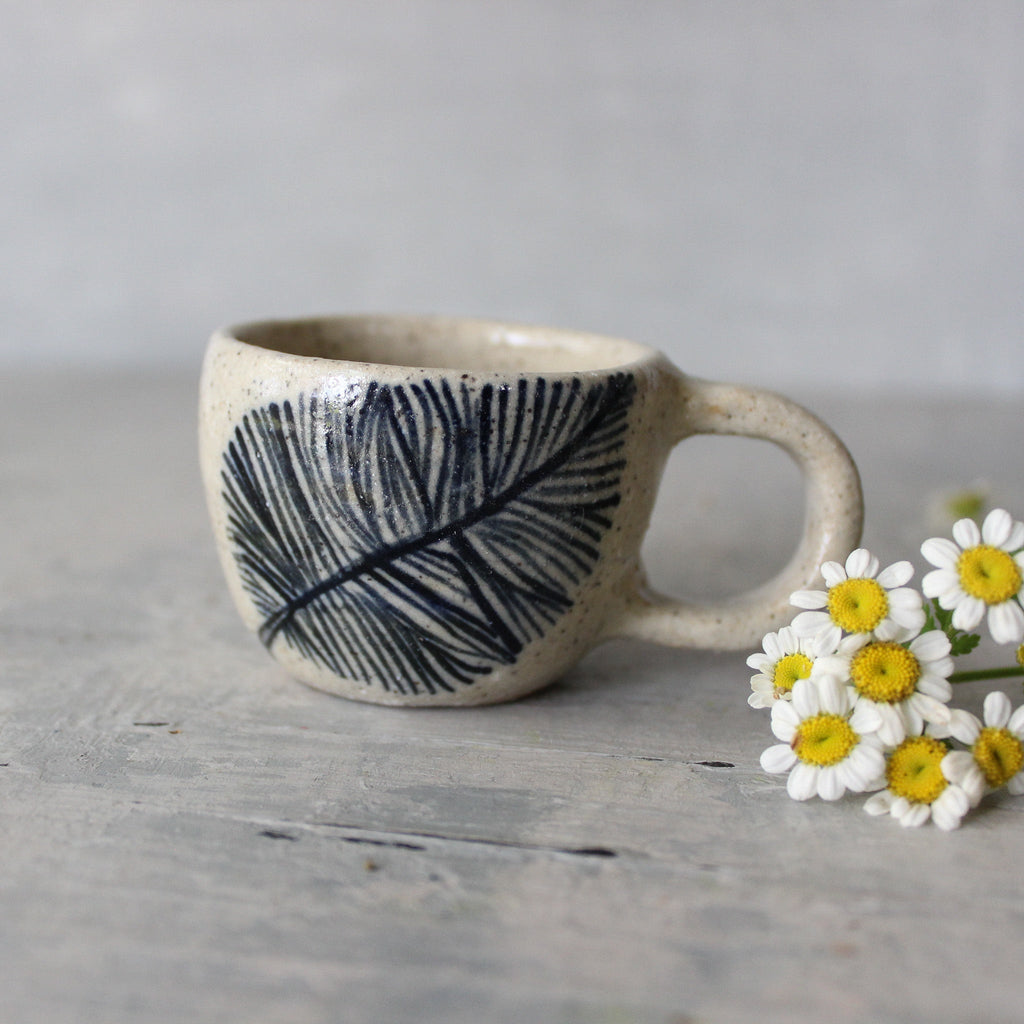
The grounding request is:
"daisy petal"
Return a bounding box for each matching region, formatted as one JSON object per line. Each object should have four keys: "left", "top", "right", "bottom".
{"left": 921, "top": 567, "right": 959, "bottom": 601}
{"left": 864, "top": 791, "right": 894, "bottom": 816}
{"left": 981, "top": 508, "right": 1013, "bottom": 547}
{"left": 1008, "top": 521, "right": 1024, "bottom": 552}
{"left": 987, "top": 601, "right": 1024, "bottom": 645}
{"left": 761, "top": 743, "right": 797, "bottom": 774}
{"left": 899, "top": 802, "right": 931, "bottom": 828}
{"left": 811, "top": 656, "right": 849, "bottom": 680}
{"left": 817, "top": 767, "right": 845, "bottom": 801}
{"left": 952, "top": 596, "right": 986, "bottom": 632}
{"left": 845, "top": 549, "right": 877, "bottom": 579}
{"left": 943, "top": 786, "right": 971, "bottom": 819}
{"left": 789, "top": 610, "right": 833, "bottom": 640}
{"left": 876, "top": 560, "right": 914, "bottom": 589}
{"left": 837, "top": 633, "right": 871, "bottom": 656}
{"left": 901, "top": 701, "right": 924, "bottom": 738}
{"left": 778, "top": 625, "right": 803, "bottom": 650}
{"left": 921, "top": 537, "right": 961, "bottom": 570}
{"left": 909, "top": 630, "right": 952, "bottom": 661}
{"left": 910, "top": 692, "right": 951, "bottom": 725}
{"left": 1007, "top": 705, "right": 1024, "bottom": 736}
{"left": 815, "top": 675, "right": 848, "bottom": 715}
{"left": 944, "top": 709, "right": 982, "bottom": 745}
{"left": 787, "top": 762, "right": 819, "bottom": 801}
{"left": 983, "top": 691, "right": 1012, "bottom": 729}
{"left": 886, "top": 588, "right": 925, "bottom": 631}
{"left": 849, "top": 699, "right": 883, "bottom": 736}
{"left": 916, "top": 674, "right": 953, "bottom": 702}
{"left": 763, "top": 631, "right": 786, "bottom": 661}
{"left": 770, "top": 704, "right": 799, "bottom": 742}
{"left": 961, "top": 771, "right": 987, "bottom": 807}
{"left": 791, "top": 678, "right": 820, "bottom": 718}
{"left": 845, "top": 743, "right": 886, "bottom": 790}
{"left": 807, "top": 631, "right": 839, "bottom": 658}
{"left": 941, "top": 750, "right": 975, "bottom": 785}
{"left": 872, "top": 704, "right": 906, "bottom": 747}
{"left": 931, "top": 793, "right": 968, "bottom": 831}
{"left": 820, "top": 561, "right": 847, "bottom": 588}
{"left": 872, "top": 619, "right": 907, "bottom": 642}
{"left": 952, "top": 517, "right": 981, "bottom": 549}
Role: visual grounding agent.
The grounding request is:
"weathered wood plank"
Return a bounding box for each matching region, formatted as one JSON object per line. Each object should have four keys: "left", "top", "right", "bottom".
{"left": 2, "top": 373, "right": 1024, "bottom": 1023}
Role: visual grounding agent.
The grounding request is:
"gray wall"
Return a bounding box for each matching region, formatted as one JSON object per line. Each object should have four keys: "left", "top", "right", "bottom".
{"left": 4, "top": 1, "right": 1022, "bottom": 392}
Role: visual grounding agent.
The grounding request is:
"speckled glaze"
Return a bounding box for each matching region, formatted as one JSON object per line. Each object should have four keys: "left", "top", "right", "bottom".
{"left": 199, "top": 315, "right": 863, "bottom": 706}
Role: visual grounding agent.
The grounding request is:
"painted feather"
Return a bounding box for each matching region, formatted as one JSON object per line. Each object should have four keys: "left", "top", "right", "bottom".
{"left": 220, "top": 373, "right": 635, "bottom": 695}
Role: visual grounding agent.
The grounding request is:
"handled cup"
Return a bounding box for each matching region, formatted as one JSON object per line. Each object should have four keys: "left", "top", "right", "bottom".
{"left": 199, "top": 315, "right": 862, "bottom": 705}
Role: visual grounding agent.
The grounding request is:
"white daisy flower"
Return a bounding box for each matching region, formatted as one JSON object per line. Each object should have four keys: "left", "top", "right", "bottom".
{"left": 790, "top": 548, "right": 925, "bottom": 649}
{"left": 921, "top": 508, "right": 1024, "bottom": 645}
{"left": 932, "top": 691, "right": 1024, "bottom": 803}
{"left": 746, "top": 626, "right": 834, "bottom": 708}
{"left": 813, "top": 628, "right": 953, "bottom": 746}
{"left": 760, "top": 676, "right": 885, "bottom": 801}
{"left": 863, "top": 735, "right": 972, "bottom": 830}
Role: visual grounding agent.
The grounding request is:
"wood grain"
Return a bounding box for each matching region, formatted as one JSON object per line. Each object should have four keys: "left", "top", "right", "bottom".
{"left": 2, "top": 372, "right": 1023, "bottom": 1023}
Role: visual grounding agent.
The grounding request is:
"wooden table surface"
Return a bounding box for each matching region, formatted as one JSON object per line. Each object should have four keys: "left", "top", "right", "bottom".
{"left": 2, "top": 371, "right": 1022, "bottom": 1023}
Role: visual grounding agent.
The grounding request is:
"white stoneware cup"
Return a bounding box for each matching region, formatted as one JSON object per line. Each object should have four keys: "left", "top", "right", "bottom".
{"left": 199, "top": 315, "right": 862, "bottom": 706}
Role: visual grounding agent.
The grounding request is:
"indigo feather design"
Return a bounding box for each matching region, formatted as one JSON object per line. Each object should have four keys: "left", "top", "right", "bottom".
{"left": 220, "top": 373, "right": 636, "bottom": 695}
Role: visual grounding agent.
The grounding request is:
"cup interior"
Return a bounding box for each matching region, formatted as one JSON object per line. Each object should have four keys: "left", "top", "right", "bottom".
{"left": 229, "top": 315, "right": 651, "bottom": 373}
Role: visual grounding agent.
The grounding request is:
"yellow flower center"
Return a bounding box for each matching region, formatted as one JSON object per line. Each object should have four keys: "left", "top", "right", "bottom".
{"left": 827, "top": 578, "right": 889, "bottom": 633}
{"left": 772, "top": 652, "right": 813, "bottom": 696}
{"left": 792, "top": 713, "right": 859, "bottom": 767}
{"left": 849, "top": 641, "right": 921, "bottom": 703}
{"left": 885, "top": 736, "right": 949, "bottom": 804}
{"left": 973, "top": 726, "right": 1024, "bottom": 788}
{"left": 1017, "top": 644, "right": 1024, "bottom": 669}
{"left": 957, "top": 545, "right": 1022, "bottom": 606}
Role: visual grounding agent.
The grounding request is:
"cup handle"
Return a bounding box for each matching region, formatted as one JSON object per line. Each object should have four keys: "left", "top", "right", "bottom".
{"left": 608, "top": 376, "right": 863, "bottom": 650}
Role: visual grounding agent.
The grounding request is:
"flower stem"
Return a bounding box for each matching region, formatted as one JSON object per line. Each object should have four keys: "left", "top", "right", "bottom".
{"left": 949, "top": 666, "right": 1024, "bottom": 684}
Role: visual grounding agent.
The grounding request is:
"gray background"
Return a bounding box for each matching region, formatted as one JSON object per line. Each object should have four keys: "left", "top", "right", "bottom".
{"left": 4, "top": 8, "right": 1024, "bottom": 1020}
{"left": 3, "top": 0, "right": 1023, "bottom": 392}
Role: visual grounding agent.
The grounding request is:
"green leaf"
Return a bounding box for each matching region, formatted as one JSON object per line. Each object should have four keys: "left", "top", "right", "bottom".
{"left": 923, "top": 598, "right": 981, "bottom": 658}
{"left": 950, "top": 631, "right": 982, "bottom": 657}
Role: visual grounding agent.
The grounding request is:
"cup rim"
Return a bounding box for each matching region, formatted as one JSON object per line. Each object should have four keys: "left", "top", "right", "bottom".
{"left": 213, "top": 313, "right": 661, "bottom": 376}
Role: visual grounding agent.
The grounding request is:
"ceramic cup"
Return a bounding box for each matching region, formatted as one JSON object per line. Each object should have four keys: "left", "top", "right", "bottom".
{"left": 199, "top": 315, "right": 862, "bottom": 706}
